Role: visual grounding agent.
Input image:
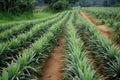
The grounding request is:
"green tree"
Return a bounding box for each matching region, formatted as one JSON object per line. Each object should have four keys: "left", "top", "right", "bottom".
{"left": 103, "top": 0, "right": 120, "bottom": 6}
{"left": 0, "top": 0, "right": 36, "bottom": 14}
{"left": 49, "top": 0, "right": 70, "bottom": 12}
{"left": 79, "top": 0, "right": 91, "bottom": 7}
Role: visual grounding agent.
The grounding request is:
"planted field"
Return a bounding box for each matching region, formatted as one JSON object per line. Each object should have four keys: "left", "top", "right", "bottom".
{"left": 82, "top": 7, "right": 120, "bottom": 43}
{"left": 0, "top": 8, "right": 120, "bottom": 80}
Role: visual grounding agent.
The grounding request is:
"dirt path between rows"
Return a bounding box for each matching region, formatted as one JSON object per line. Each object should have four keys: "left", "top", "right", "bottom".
{"left": 38, "top": 34, "right": 64, "bottom": 80}
{"left": 80, "top": 10, "right": 112, "bottom": 39}
{"left": 80, "top": 10, "right": 112, "bottom": 80}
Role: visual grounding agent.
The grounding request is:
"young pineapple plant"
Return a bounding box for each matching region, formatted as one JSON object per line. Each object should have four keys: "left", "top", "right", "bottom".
{"left": 0, "top": 12, "right": 60, "bottom": 34}
{"left": 0, "top": 11, "right": 70, "bottom": 80}
{"left": 63, "top": 11, "right": 100, "bottom": 80}
{"left": 76, "top": 11, "right": 120, "bottom": 80}
{"left": 0, "top": 11, "right": 67, "bottom": 71}
{"left": 112, "top": 22, "right": 120, "bottom": 43}
{"left": 83, "top": 7, "right": 120, "bottom": 24}
{"left": 0, "top": 23, "right": 18, "bottom": 33}
{"left": 0, "top": 23, "right": 34, "bottom": 42}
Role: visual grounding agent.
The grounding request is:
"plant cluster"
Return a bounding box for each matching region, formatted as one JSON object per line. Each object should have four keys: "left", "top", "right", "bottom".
{"left": 0, "top": 0, "right": 36, "bottom": 14}
{"left": 63, "top": 11, "right": 100, "bottom": 80}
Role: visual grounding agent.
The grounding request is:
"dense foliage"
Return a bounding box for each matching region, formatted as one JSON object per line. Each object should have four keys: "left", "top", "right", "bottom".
{"left": 103, "top": 0, "right": 120, "bottom": 6}
{"left": 45, "top": 0, "right": 91, "bottom": 7}
{"left": 49, "top": 0, "right": 70, "bottom": 12}
{"left": 0, "top": 0, "right": 36, "bottom": 14}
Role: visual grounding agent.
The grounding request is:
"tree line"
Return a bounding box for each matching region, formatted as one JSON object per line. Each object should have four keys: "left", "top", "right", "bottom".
{"left": 0, "top": 0, "right": 35, "bottom": 14}
{"left": 103, "top": 0, "right": 120, "bottom": 6}
{"left": 0, "top": 0, "right": 120, "bottom": 14}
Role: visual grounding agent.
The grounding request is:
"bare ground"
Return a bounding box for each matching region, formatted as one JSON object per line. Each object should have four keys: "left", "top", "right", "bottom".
{"left": 37, "top": 35, "right": 64, "bottom": 80}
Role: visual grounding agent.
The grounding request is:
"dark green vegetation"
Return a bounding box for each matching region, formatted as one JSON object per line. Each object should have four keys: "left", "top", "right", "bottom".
{"left": 0, "top": 6, "right": 56, "bottom": 24}
{"left": 45, "top": 0, "right": 92, "bottom": 7}
{"left": 47, "top": 0, "right": 70, "bottom": 12}
{"left": 103, "top": 0, "right": 120, "bottom": 7}
{"left": 0, "top": 0, "right": 35, "bottom": 14}
{"left": 0, "top": 0, "right": 69, "bottom": 24}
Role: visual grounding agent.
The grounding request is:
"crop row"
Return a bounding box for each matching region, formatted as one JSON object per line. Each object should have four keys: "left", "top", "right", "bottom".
{"left": 83, "top": 7, "right": 120, "bottom": 25}
{"left": 0, "top": 11, "right": 70, "bottom": 80}
{"left": 0, "top": 13, "right": 60, "bottom": 33}
{"left": 0, "top": 23, "right": 34, "bottom": 42}
{"left": 0, "top": 11, "right": 66, "bottom": 72}
{"left": 82, "top": 7, "right": 120, "bottom": 42}
{"left": 63, "top": 11, "right": 100, "bottom": 80}
{"left": 0, "top": 13, "right": 62, "bottom": 42}
{"left": 76, "top": 11, "right": 120, "bottom": 80}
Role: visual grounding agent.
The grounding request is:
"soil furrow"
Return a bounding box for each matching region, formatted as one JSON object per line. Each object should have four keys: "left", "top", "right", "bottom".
{"left": 80, "top": 10, "right": 110, "bottom": 80}
{"left": 38, "top": 34, "right": 64, "bottom": 80}
{"left": 80, "top": 10, "right": 112, "bottom": 39}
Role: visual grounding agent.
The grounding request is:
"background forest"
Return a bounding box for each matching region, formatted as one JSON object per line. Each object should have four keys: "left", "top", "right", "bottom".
{"left": 0, "top": 0, "right": 120, "bottom": 14}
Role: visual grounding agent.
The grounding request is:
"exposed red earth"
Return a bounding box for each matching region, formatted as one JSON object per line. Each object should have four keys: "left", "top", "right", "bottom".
{"left": 38, "top": 35, "right": 64, "bottom": 80}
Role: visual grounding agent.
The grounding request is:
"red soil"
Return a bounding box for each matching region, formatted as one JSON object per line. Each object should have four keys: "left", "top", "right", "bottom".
{"left": 80, "top": 10, "right": 112, "bottom": 39}
{"left": 38, "top": 35, "right": 64, "bottom": 80}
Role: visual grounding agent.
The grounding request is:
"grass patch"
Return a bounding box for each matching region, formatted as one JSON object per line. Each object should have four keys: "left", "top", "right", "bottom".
{"left": 0, "top": 6, "right": 56, "bottom": 24}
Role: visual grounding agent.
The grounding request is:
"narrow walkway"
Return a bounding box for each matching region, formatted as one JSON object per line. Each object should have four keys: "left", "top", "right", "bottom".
{"left": 80, "top": 10, "right": 112, "bottom": 39}
{"left": 38, "top": 34, "right": 64, "bottom": 80}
